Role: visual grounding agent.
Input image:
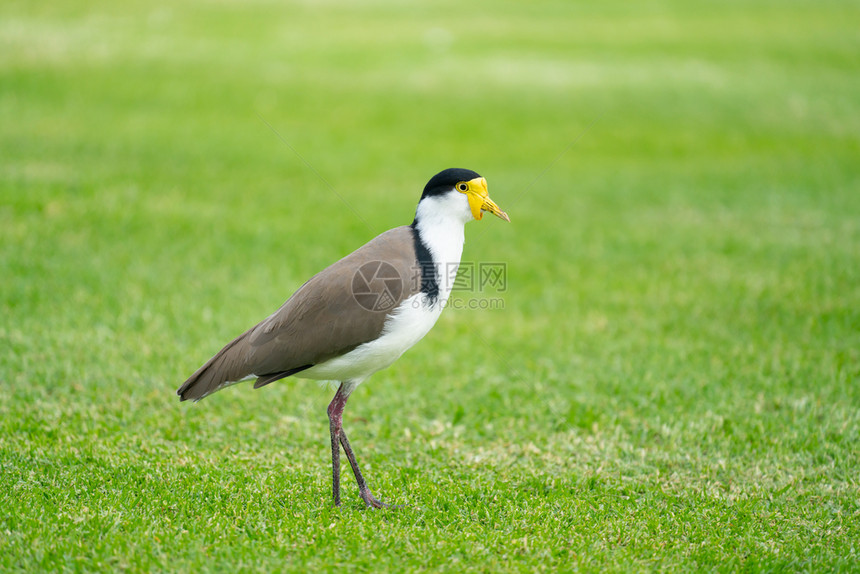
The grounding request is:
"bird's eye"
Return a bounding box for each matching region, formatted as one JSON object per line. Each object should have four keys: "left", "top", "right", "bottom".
{"left": 457, "top": 183, "right": 469, "bottom": 192}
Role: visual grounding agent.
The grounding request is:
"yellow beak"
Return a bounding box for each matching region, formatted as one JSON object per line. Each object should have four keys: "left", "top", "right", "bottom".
{"left": 462, "top": 177, "right": 510, "bottom": 222}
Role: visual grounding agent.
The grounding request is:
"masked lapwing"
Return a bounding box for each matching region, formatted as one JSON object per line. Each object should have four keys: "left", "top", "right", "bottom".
{"left": 177, "top": 168, "right": 509, "bottom": 508}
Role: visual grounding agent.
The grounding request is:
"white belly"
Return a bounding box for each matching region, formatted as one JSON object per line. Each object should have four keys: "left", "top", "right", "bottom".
{"left": 298, "top": 293, "right": 443, "bottom": 384}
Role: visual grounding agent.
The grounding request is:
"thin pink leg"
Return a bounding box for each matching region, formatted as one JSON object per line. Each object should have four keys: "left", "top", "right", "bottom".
{"left": 326, "top": 382, "right": 386, "bottom": 508}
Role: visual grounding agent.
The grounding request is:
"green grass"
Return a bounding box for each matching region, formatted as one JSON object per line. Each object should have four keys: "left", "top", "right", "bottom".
{"left": 2, "top": 0, "right": 859, "bottom": 571}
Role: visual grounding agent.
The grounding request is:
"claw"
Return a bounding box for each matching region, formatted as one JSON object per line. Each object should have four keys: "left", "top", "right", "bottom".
{"left": 359, "top": 488, "right": 387, "bottom": 509}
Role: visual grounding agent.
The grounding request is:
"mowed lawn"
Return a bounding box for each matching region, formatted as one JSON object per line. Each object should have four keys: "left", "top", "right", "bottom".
{"left": 2, "top": 0, "right": 859, "bottom": 571}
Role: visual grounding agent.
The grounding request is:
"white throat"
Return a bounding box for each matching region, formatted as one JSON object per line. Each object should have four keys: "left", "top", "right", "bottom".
{"left": 413, "top": 193, "right": 471, "bottom": 303}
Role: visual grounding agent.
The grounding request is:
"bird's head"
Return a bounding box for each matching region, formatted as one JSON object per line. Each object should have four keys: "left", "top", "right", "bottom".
{"left": 415, "top": 168, "right": 510, "bottom": 225}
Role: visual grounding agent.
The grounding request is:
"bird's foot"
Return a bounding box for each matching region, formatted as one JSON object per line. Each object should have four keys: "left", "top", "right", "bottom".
{"left": 359, "top": 487, "right": 387, "bottom": 509}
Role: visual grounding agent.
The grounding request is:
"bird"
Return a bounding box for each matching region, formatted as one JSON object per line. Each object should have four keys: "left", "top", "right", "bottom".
{"left": 176, "top": 168, "right": 509, "bottom": 508}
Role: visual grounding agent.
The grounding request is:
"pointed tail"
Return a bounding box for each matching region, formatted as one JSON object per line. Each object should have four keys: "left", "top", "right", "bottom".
{"left": 176, "top": 336, "right": 251, "bottom": 402}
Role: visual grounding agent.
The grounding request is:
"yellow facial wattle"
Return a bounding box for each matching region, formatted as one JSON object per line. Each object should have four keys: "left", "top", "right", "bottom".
{"left": 457, "top": 177, "right": 510, "bottom": 222}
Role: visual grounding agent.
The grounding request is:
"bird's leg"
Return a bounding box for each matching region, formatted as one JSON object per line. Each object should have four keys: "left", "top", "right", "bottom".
{"left": 339, "top": 428, "right": 386, "bottom": 508}
{"left": 327, "top": 383, "right": 351, "bottom": 507}
{"left": 326, "top": 382, "right": 386, "bottom": 509}
{"left": 329, "top": 419, "right": 342, "bottom": 506}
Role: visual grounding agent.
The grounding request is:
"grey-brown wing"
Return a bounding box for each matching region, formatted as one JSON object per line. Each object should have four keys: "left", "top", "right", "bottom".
{"left": 177, "top": 226, "right": 421, "bottom": 401}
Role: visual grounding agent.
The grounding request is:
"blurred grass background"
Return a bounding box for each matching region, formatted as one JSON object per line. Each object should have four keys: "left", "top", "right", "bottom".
{"left": 2, "top": 0, "right": 859, "bottom": 571}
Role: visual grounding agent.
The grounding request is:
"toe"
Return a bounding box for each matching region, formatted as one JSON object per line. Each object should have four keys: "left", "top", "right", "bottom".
{"left": 359, "top": 489, "right": 387, "bottom": 509}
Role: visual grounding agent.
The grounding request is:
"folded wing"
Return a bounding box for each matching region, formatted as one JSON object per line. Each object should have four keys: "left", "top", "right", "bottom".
{"left": 176, "top": 226, "right": 421, "bottom": 401}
